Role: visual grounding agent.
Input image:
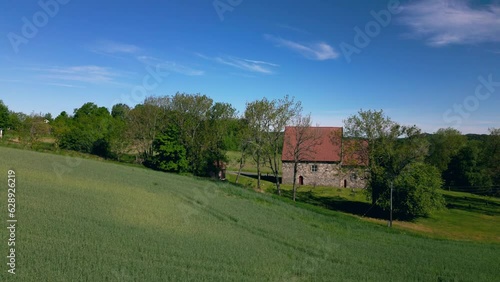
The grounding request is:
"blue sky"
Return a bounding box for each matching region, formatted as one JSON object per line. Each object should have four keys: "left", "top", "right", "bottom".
{"left": 0, "top": 0, "right": 499, "bottom": 133}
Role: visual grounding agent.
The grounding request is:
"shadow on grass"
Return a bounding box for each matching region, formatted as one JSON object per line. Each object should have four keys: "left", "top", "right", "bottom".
{"left": 278, "top": 189, "right": 389, "bottom": 220}
{"left": 443, "top": 194, "right": 500, "bottom": 216}
{"left": 239, "top": 172, "right": 281, "bottom": 184}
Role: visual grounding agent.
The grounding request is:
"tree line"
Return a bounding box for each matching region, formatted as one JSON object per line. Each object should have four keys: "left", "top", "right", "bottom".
{"left": 344, "top": 109, "right": 499, "bottom": 219}
{"left": 0, "top": 94, "right": 301, "bottom": 182}
{"left": 0, "top": 98, "right": 498, "bottom": 219}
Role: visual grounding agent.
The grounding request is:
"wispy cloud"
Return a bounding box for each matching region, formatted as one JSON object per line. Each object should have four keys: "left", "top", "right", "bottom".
{"left": 399, "top": 0, "right": 500, "bottom": 47}
{"left": 34, "top": 65, "right": 119, "bottom": 84}
{"left": 264, "top": 34, "right": 339, "bottom": 60}
{"left": 197, "top": 53, "right": 278, "bottom": 74}
{"left": 90, "top": 40, "right": 141, "bottom": 54}
{"left": 137, "top": 56, "right": 204, "bottom": 76}
{"left": 45, "top": 82, "right": 86, "bottom": 88}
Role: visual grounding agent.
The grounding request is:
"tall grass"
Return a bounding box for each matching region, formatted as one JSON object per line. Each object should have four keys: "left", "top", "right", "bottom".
{"left": 0, "top": 147, "right": 498, "bottom": 281}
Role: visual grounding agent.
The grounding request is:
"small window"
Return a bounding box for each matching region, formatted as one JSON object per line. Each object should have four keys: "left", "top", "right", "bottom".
{"left": 311, "top": 164, "right": 318, "bottom": 172}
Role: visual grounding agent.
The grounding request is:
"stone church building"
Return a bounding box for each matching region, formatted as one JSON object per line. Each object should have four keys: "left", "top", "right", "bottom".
{"left": 281, "top": 126, "right": 368, "bottom": 188}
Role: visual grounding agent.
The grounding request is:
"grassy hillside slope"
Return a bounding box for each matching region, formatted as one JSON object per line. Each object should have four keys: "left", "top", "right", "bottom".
{"left": 0, "top": 147, "right": 498, "bottom": 281}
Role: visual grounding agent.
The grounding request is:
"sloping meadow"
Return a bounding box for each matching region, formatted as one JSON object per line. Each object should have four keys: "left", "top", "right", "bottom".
{"left": 0, "top": 147, "right": 498, "bottom": 281}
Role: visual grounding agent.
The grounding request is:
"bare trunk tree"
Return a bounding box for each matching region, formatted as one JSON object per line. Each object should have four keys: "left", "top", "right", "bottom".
{"left": 235, "top": 154, "right": 245, "bottom": 183}
{"left": 265, "top": 95, "right": 302, "bottom": 195}
{"left": 285, "top": 114, "right": 322, "bottom": 201}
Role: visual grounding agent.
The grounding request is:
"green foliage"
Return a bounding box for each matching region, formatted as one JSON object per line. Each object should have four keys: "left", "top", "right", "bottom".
{"left": 23, "top": 113, "right": 51, "bottom": 148}
{"left": 391, "top": 162, "right": 445, "bottom": 218}
{"left": 1, "top": 147, "right": 499, "bottom": 281}
{"left": 126, "top": 94, "right": 236, "bottom": 176}
{"left": 8, "top": 111, "right": 25, "bottom": 131}
{"left": 426, "top": 128, "right": 467, "bottom": 172}
{"left": 0, "top": 100, "right": 9, "bottom": 129}
{"left": 484, "top": 128, "right": 500, "bottom": 195}
{"left": 111, "top": 103, "right": 130, "bottom": 119}
{"left": 54, "top": 103, "right": 117, "bottom": 159}
{"left": 344, "top": 109, "right": 435, "bottom": 218}
{"left": 244, "top": 95, "right": 301, "bottom": 192}
{"left": 145, "top": 125, "right": 188, "bottom": 173}
{"left": 222, "top": 118, "right": 245, "bottom": 151}
{"left": 444, "top": 140, "right": 493, "bottom": 194}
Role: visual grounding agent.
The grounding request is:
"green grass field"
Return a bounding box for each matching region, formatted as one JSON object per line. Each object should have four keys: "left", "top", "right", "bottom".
{"left": 230, "top": 173, "right": 500, "bottom": 243}
{"left": 1, "top": 147, "right": 499, "bottom": 281}
{"left": 225, "top": 150, "right": 280, "bottom": 174}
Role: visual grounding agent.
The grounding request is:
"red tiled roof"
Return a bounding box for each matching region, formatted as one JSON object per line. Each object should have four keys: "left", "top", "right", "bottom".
{"left": 282, "top": 127, "right": 342, "bottom": 162}
{"left": 282, "top": 126, "right": 368, "bottom": 166}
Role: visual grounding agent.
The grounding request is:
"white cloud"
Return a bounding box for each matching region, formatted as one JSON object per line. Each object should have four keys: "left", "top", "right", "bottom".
{"left": 399, "top": 0, "right": 500, "bottom": 46}
{"left": 197, "top": 53, "right": 278, "bottom": 74}
{"left": 36, "top": 65, "right": 119, "bottom": 84}
{"left": 137, "top": 56, "right": 204, "bottom": 76}
{"left": 264, "top": 34, "right": 339, "bottom": 60}
{"left": 91, "top": 40, "right": 141, "bottom": 54}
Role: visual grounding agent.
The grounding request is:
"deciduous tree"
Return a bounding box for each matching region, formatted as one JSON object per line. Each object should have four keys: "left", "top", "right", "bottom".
{"left": 426, "top": 128, "right": 466, "bottom": 172}
{"left": 344, "top": 109, "right": 441, "bottom": 218}
{"left": 392, "top": 162, "right": 445, "bottom": 218}
{"left": 284, "top": 114, "right": 322, "bottom": 201}
{"left": 264, "top": 95, "right": 302, "bottom": 195}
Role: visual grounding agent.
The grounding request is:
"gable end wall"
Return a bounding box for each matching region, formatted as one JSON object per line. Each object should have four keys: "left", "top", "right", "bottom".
{"left": 282, "top": 162, "right": 367, "bottom": 188}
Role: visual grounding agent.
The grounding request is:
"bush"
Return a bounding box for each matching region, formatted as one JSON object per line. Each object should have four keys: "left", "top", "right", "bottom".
{"left": 392, "top": 162, "right": 445, "bottom": 218}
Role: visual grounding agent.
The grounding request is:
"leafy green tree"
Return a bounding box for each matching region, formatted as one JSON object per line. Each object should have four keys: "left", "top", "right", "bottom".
{"left": 204, "top": 102, "right": 237, "bottom": 176}
{"left": 485, "top": 128, "right": 500, "bottom": 194}
{"left": 8, "top": 111, "right": 24, "bottom": 131}
{"left": 111, "top": 103, "right": 131, "bottom": 120}
{"left": 222, "top": 118, "right": 245, "bottom": 151}
{"left": 426, "top": 128, "right": 466, "bottom": 172}
{"left": 52, "top": 111, "right": 72, "bottom": 148}
{"left": 127, "top": 97, "right": 169, "bottom": 162}
{"left": 22, "top": 113, "right": 51, "bottom": 149}
{"left": 109, "top": 103, "right": 131, "bottom": 160}
{"left": 244, "top": 98, "right": 273, "bottom": 190}
{"left": 43, "top": 113, "right": 53, "bottom": 123}
{"left": 55, "top": 103, "right": 116, "bottom": 158}
{"left": 344, "top": 109, "right": 435, "bottom": 217}
{"left": 444, "top": 140, "right": 492, "bottom": 194}
{"left": 0, "top": 100, "right": 10, "bottom": 129}
{"left": 392, "top": 162, "right": 445, "bottom": 218}
{"left": 8, "top": 112, "right": 28, "bottom": 141}
{"left": 145, "top": 125, "right": 189, "bottom": 173}
{"left": 169, "top": 93, "right": 213, "bottom": 175}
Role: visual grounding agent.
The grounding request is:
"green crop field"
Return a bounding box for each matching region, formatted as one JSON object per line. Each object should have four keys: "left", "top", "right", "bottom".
{"left": 0, "top": 147, "right": 499, "bottom": 281}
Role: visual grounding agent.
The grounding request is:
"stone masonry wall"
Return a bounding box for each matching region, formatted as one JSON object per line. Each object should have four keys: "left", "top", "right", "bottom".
{"left": 282, "top": 162, "right": 367, "bottom": 188}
